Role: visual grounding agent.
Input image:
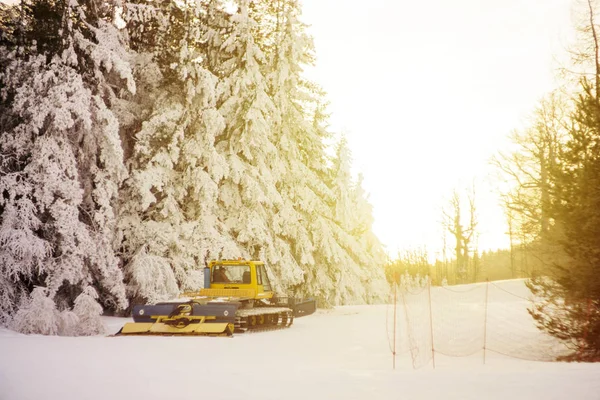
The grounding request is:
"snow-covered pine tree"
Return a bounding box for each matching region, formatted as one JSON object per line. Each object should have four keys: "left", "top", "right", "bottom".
{"left": 12, "top": 287, "right": 61, "bottom": 335}
{"left": 0, "top": 0, "right": 131, "bottom": 333}
{"left": 215, "top": 0, "right": 283, "bottom": 269}
{"left": 255, "top": 0, "right": 314, "bottom": 293}
{"left": 323, "top": 137, "right": 389, "bottom": 304}
{"left": 261, "top": 0, "right": 341, "bottom": 304}
{"left": 296, "top": 90, "right": 352, "bottom": 300}
{"left": 119, "top": 0, "right": 238, "bottom": 304}
{"left": 349, "top": 173, "right": 390, "bottom": 302}
{"left": 73, "top": 286, "right": 106, "bottom": 335}
{"left": 264, "top": 0, "right": 388, "bottom": 305}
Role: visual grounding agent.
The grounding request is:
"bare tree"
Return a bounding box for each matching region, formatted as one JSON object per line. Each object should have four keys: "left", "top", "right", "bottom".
{"left": 560, "top": 0, "right": 600, "bottom": 94}
{"left": 493, "top": 93, "right": 568, "bottom": 276}
{"left": 442, "top": 186, "right": 478, "bottom": 284}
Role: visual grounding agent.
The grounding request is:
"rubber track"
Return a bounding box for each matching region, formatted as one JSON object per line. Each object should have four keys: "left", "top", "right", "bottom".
{"left": 235, "top": 308, "right": 294, "bottom": 333}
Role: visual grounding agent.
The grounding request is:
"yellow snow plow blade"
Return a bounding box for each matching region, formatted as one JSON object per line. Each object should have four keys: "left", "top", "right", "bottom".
{"left": 118, "top": 315, "right": 234, "bottom": 336}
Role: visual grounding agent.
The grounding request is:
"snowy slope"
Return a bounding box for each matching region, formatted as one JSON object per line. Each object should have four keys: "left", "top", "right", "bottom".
{"left": 0, "top": 280, "right": 599, "bottom": 400}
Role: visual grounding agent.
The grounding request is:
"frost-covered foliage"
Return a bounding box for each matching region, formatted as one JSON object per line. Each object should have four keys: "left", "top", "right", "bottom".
{"left": 215, "top": 0, "right": 281, "bottom": 268}
{"left": 323, "top": 138, "right": 389, "bottom": 304}
{"left": 123, "top": 244, "right": 180, "bottom": 303}
{"left": 119, "top": 0, "right": 389, "bottom": 307}
{"left": 12, "top": 286, "right": 84, "bottom": 335}
{"left": 0, "top": 0, "right": 131, "bottom": 332}
{"left": 118, "top": 0, "right": 238, "bottom": 298}
{"left": 73, "top": 287, "right": 106, "bottom": 336}
{"left": 397, "top": 271, "right": 430, "bottom": 291}
{"left": 12, "top": 287, "right": 61, "bottom": 335}
{"left": 1, "top": 0, "right": 389, "bottom": 331}
{"left": 265, "top": 0, "right": 326, "bottom": 297}
{"left": 12, "top": 288, "right": 59, "bottom": 335}
{"left": 257, "top": 0, "right": 388, "bottom": 306}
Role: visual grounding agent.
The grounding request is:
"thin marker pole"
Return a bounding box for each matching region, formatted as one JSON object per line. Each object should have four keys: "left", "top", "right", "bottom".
{"left": 483, "top": 279, "right": 489, "bottom": 365}
{"left": 393, "top": 278, "right": 397, "bottom": 370}
{"left": 428, "top": 279, "right": 435, "bottom": 369}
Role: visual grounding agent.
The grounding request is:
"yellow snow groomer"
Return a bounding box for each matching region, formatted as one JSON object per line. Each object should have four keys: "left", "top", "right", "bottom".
{"left": 117, "top": 259, "right": 316, "bottom": 337}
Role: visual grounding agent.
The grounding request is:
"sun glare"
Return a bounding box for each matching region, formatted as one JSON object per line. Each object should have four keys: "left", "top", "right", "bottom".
{"left": 301, "top": 0, "right": 575, "bottom": 257}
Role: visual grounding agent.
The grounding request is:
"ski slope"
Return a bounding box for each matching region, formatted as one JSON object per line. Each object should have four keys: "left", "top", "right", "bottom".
{"left": 1, "top": 280, "right": 599, "bottom": 400}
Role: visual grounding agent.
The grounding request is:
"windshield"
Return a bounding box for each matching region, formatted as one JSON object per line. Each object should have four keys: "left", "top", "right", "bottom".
{"left": 211, "top": 264, "right": 251, "bottom": 284}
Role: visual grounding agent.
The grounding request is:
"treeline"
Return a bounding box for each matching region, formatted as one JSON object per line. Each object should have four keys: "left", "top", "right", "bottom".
{"left": 0, "top": 0, "right": 388, "bottom": 335}
{"left": 384, "top": 248, "right": 537, "bottom": 287}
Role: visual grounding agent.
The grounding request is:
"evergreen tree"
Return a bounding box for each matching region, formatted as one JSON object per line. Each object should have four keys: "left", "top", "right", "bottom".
{"left": 528, "top": 81, "right": 600, "bottom": 361}
{"left": 265, "top": 0, "right": 323, "bottom": 295}
{"left": 215, "top": 0, "right": 281, "bottom": 263}
{"left": 119, "top": 0, "right": 236, "bottom": 303}
{"left": 351, "top": 174, "right": 389, "bottom": 299}
{"left": 262, "top": 0, "right": 354, "bottom": 304}
{"left": 326, "top": 138, "right": 388, "bottom": 304}
{"left": 0, "top": 0, "right": 131, "bottom": 333}
{"left": 262, "top": 0, "right": 387, "bottom": 304}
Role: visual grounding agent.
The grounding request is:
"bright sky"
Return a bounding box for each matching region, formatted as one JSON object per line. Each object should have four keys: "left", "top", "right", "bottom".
{"left": 301, "top": 0, "right": 575, "bottom": 259}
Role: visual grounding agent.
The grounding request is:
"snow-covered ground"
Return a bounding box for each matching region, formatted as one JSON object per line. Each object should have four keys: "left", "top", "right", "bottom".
{"left": 1, "top": 280, "right": 599, "bottom": 400}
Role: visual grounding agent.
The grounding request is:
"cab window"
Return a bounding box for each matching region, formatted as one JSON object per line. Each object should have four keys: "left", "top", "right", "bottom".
{"left": 260, "top": 265, "right": 272, "bottom": 291}
{"left": 256, "top": 265, "right": 263, "bottom": 285}
{"left": 211, "top": 264, "right": 251, "bottom": 284}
